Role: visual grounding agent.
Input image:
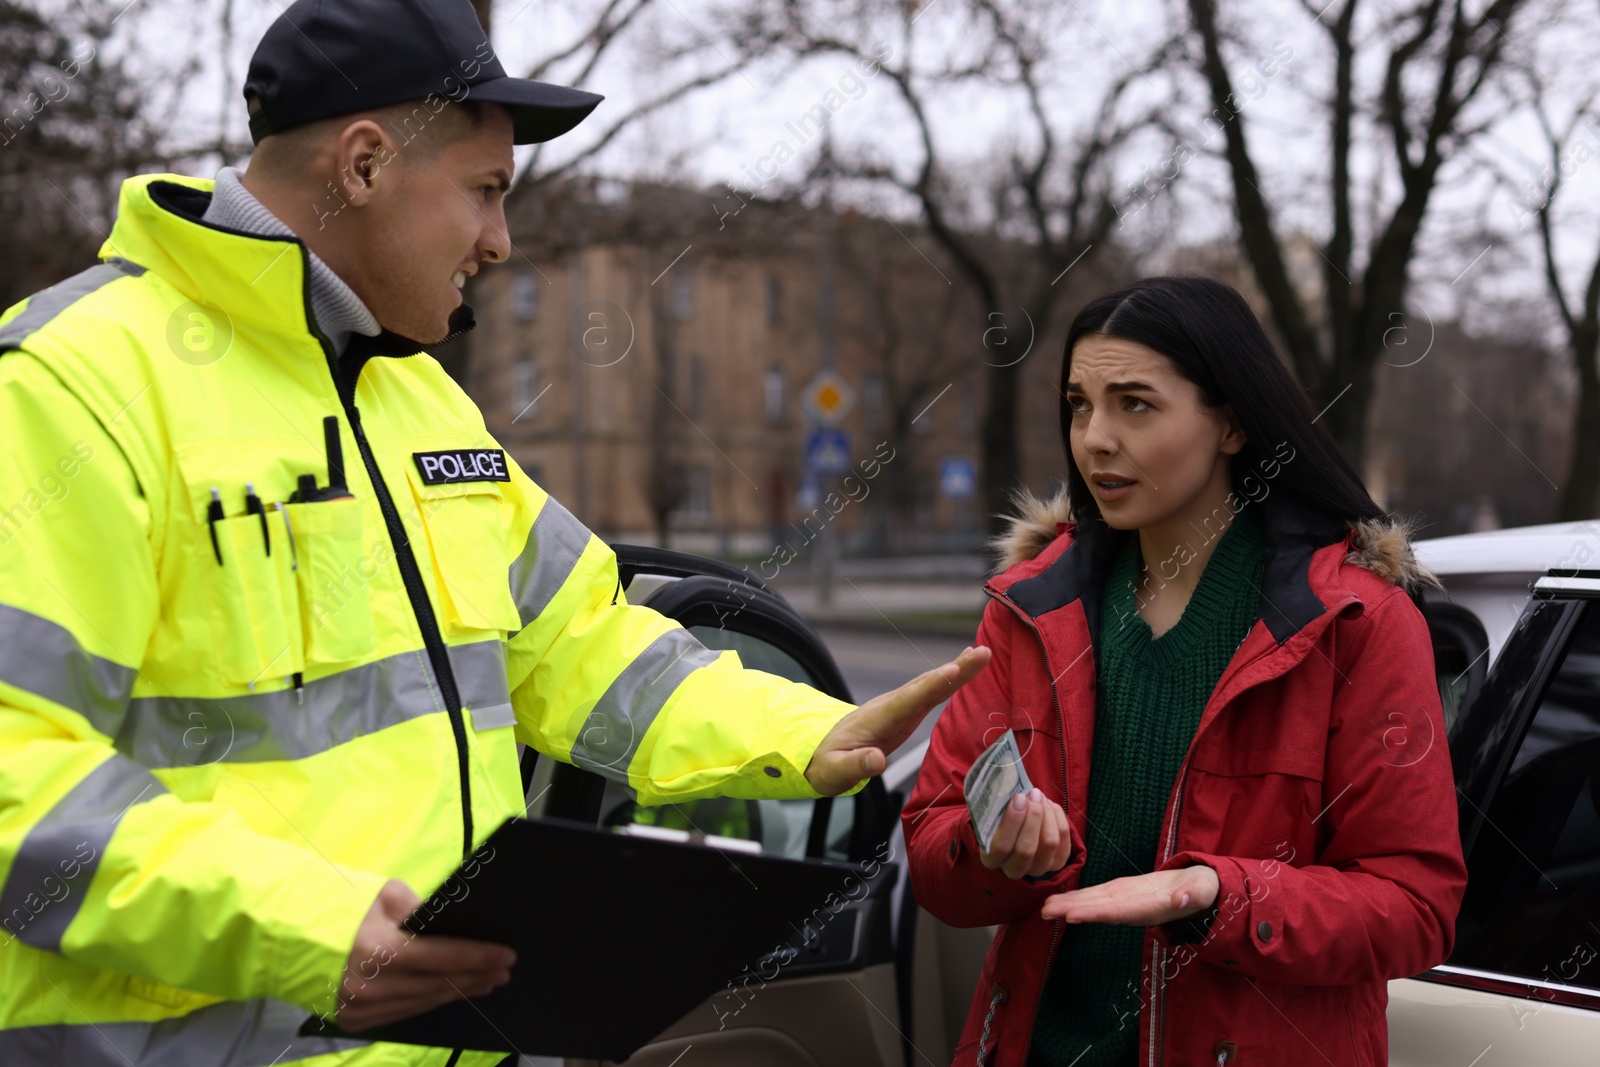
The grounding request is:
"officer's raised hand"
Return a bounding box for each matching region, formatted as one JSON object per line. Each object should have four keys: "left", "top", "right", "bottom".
{"left": 335, "top": 880, "right": 516, "bottom": 1032}
{"left": 804, "top": 645, "right": 992, "bottom": 796}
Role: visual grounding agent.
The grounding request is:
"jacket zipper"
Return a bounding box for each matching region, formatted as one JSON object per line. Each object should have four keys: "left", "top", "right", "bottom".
{"left": 1150, "top": 759, "right": 1191, "bottom": 1067}
{"left": 984, "top": 563, "right": 1324, "bottom": 1066}
{"left": 988, "top": 581, "right": 1194, "bottom": 1067}
{"left": 309, "top": 327, "right": 475, "bottom": 864}
{"left": 346, "top": 403, "right": 475, "bottom": 862}
{"left": 1151, "top": 620, "right": 1267, "bottom": 1066}
{"left": 985, "top": 587, "right": 1072, "bottom": 1067}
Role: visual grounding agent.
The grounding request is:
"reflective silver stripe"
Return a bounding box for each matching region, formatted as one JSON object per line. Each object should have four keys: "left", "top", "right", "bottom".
{"left": 0, "top": 607, "right": 514, "bottom": 764}
{"left": 451, "top": 639, "right": 515, "bottom": 729}
{"left": 120, "top": 642, "right": 510, "bottom": 766}
{"left": 0, "top": 997, "right": 370, "bottom": 1066}
{"left": 0, "top": 603, "right": 137, "bottom": 734}
{"left": 571, "top": 627, "right": 721, "bottom": 781}
{"left": 0, "top": 755, "right": 166, "bottom": 952}
{"left": 0, "top": 258, "right": 144, "bottom": 353}
{"left": 510, "top": 495, "right": 592, "bottom": 627}
{"left": 470, "top": 702, "right": 515, "bottom": 729}
{"left": 119, "top": 650, "right": 440, "bottom": 766}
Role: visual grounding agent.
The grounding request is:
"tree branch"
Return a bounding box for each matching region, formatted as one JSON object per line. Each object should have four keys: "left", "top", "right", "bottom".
{"left": 1187, "top": 0, "right": 1326, "bottom": 387}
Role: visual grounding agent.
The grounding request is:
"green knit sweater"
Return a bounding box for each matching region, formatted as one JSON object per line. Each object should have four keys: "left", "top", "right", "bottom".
{"left": 1025, "top": 506, "right": 1266, "bottom": 1067}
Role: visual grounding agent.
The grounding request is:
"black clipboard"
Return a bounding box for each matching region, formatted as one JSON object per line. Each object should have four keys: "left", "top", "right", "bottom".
{"left": 298, "top": 816, "right": 865, "bottom": 1060}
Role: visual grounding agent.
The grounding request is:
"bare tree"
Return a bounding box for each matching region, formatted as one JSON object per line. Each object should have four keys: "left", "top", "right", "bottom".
{"left": 1185, "top": 0, "right": 1535, "bottom": 468}
{"left": 645, "top": 255, "right": 690, "bottom": 547}
{"left": 835, "top": 206, "right": 979, "bottom": 547}
{"left": 1487, "top": 69, "right": 1600, "bottom": 519}
{"left": 510, "top": 0, "right": 764, "bottom": 187}
{"left": 479, "top": 2, "right": 1174, "bottom": 533}
{"left": 0, "top": 1, "right": 167, "bottom": 306}
{"left": 699, "top": 0, "right": 1176, "bottom": 533}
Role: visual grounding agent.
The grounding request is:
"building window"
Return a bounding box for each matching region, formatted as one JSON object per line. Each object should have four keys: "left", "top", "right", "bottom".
{"left": 914, "top": 391, "right": 935, "bottom": 435}
{"left": 765, "top": 276, "right": 782, "bottom": 327}
{"left": 684, "top": 355, "right": 702, "bottom": 416}
{"left": 764, "top": 367, "right": 784, "bottom": 423}
{"left": 511, "top": 272, "right": 538, "bottom": 321}
{"left": 674, "top": 465, "right": 711, "bottom": 521}
{"left": 864, "top": 375, "right": 884, "bottom": 431}
{"left": 672, "top": 272, "right": 693, "bottom": 321}
{"left": 959, "top": 384, "right": 978, "bottom": 435}
{"left": 511, "top": 359, "right": 539, "bottom": 421}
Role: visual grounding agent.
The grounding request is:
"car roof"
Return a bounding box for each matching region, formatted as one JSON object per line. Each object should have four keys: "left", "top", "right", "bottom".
{"left": 1416, "top": 519, "right": 1600, "bottom": 577}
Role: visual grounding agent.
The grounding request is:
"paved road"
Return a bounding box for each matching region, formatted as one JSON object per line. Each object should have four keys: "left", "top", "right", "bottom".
{"left": 813, "top": 625, "right": 974, "bottom": 766}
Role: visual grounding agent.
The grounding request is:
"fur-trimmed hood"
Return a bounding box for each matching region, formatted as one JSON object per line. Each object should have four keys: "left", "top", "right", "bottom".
{"left": 989, "top": 487, "right": 1441, "bottom": 596}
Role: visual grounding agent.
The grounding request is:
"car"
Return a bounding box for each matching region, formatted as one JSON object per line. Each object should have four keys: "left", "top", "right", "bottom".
{"left": 1390, "top": 518, "right": 1600, "bottom": 1066}
{"left": 521, "top": 544, "right": 967, "bottom": 1067}
{"left": 520, "top": 519, "right": 1600, "bottom": 1066}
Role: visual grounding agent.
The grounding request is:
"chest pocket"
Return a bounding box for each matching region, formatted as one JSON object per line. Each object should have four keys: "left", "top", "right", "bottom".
{"left": 284, "top": 495, "right": 378, "bottom": 666}
{"left": 1187, "top": 743, "right": 1325, "bottom": 781}
{"left": 202, "top": 507, "right": 304, "bottom": 687}
{"left": 403, "top": 453, "right": 521, "bottom": 636}
{"left": 173, "top": 444, "right": 378, "bottom": 689}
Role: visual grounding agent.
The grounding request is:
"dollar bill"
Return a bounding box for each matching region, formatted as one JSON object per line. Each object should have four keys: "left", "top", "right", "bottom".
{"left": 964, "top": 729, "right": 1035, "bottom": 854}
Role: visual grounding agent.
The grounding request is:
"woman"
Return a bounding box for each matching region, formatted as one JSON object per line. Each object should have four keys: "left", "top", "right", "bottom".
{"left": 903, "top": 276, "right": 1466, "bottom": 1067}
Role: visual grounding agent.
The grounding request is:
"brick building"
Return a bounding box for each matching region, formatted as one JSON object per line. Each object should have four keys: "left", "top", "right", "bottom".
{"left": 453, "top": 176, "right": 1094, "bottom": 557}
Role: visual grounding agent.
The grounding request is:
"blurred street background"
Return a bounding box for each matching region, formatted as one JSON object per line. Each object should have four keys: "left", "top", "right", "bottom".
{"left": 8, "top": 0, "right": 1599, "bottom": 642}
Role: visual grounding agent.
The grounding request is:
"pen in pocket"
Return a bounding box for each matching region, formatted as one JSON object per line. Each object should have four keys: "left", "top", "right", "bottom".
{"left": 206, "top": 487, "right": 224, "bottom": 564}
{"left": 245, "top": 482, "right": 269, "bottom": 555}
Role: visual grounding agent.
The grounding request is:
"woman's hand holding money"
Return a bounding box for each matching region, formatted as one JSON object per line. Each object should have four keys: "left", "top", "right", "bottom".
{"left": 975, "top": 787, "right": 1073, "bottom": 880}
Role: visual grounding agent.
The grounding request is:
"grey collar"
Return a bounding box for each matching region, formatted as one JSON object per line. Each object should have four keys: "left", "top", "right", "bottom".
{"left": 201, "top": 166, "right": 381, "bottom": 355}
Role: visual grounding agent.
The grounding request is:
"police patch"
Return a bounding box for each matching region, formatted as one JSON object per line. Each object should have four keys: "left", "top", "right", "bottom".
{"left": 413, "top": 449, "right": 510, "bottom": 485}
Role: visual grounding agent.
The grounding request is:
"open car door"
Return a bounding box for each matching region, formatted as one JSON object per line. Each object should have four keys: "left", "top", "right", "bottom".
{"left": 1389, "top": 576, "right": 1600, "bottom": 1064}
{"left": 521, "top": 545, "right": 909, "bottom": 1067}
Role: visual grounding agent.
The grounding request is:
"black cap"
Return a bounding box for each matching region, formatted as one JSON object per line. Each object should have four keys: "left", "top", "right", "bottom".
{"left": 243, "top": 0, "right": 604, "bottom": 146}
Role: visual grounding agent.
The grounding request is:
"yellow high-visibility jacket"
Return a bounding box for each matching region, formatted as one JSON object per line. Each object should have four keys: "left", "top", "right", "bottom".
{"left": 0, "top": 173, "right": 858, "bottom": 1066}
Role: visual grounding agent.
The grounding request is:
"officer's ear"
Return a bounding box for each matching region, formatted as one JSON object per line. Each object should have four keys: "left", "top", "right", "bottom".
{"left": 329, "top": 118, "right": 397, "bottom": 207}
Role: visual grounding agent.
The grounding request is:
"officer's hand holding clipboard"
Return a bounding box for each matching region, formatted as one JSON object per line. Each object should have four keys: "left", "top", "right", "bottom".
{"left": 332, "top": 880, "right": 517, "bottom": 1033}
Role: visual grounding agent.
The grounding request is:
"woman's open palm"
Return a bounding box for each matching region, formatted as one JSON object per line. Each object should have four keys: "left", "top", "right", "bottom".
{"left": 1041, "top": 865, "right": 1219, "bottom": 925}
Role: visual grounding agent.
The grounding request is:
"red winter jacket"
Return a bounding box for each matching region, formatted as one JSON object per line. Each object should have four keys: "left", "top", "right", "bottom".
{"left": 903, "top": 491, "right": 1467, "bottom": 1067}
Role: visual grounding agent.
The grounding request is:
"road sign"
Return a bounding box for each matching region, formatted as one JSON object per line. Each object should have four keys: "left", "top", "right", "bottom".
{"left": 796, "top": 475, "right": 820, "bottom": 510}
{"left": 801, "top": 370, "right": 856, "bottom": 426}
{"left": 805, "top": 429, "right": 852, "bottom": 477}
{"left": 939, "top": 456, "right": 976, "bottom": 499}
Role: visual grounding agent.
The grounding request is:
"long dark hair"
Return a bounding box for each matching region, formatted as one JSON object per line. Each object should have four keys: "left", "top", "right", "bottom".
{"left": 1058, "top": 275, "right": 1384, "bottom": 526}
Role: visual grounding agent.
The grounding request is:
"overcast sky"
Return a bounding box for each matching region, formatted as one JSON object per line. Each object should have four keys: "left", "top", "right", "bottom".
{"left": 80, "top": 0, "right": 1600, "bottom": 345}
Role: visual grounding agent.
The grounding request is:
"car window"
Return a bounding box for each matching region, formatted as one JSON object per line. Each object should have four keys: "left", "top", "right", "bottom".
{"left": 596, "top": 624, "right": 857, "bottom": 861}
{"left": 1425, "top": 602, "right": 1490, "bottom": 735}
{"left": 689, "top": 626, "right": 812, "bottom": 681}
{"left": 1449, "top": 603, "right": 1600, "bottom": 989}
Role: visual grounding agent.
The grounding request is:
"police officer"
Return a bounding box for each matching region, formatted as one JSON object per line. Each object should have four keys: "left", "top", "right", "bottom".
{"left": 0, "top": 1, "right": 990, "bottom": 1063}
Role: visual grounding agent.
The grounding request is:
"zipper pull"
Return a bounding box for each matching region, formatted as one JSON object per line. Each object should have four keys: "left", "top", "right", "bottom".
{"left": 292, "top": 671, "right": 304, "bottom": 705}
{"left": 1215, "top": 1040, "right": 1238, "bottom": 1064}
